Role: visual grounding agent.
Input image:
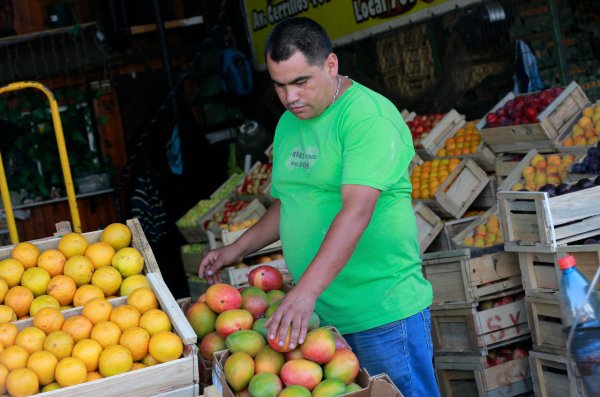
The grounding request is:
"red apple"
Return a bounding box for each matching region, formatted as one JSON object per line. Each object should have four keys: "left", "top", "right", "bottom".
{"left": 493, "top": 296, "right": 514, "bottom": 307}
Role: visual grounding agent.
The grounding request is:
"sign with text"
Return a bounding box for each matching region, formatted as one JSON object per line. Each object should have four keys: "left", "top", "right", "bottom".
{"left": 242, "top": 0, "right": 482, "bottom": 69}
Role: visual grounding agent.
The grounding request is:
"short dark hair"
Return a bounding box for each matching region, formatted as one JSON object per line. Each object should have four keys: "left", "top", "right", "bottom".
{"left": 264, "top": 17, "right": 333, "bottom": 66}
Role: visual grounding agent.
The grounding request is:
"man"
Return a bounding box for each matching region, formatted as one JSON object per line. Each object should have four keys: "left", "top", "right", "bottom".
{"left": 199, "top": 17, "right": 438, "bottom": 397}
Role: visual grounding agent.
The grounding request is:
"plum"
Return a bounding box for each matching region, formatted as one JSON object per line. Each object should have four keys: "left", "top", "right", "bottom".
{"left": 571, "top": 163, "right": 585, "bottom": 174}
{"left": 568, "top": 186, "right": 581, "bottom": 194}
{"left": 556, "top": 183, "right": 571, "bottom": 195}
{"left": 594, "top": 176, "right": 600, "bottom": 186}
{"left": 576, "top": 178, "right": 593, "bottom": 189}
{"left": 538, "top": 184, "right": 557, "bottom": 197}
{"left": 584, "top": 238, "right": 599, "bottom": 245}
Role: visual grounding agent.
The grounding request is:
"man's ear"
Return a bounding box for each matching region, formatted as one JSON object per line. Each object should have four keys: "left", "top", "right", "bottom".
{"left": 325, "top": 53, "right": 339, "bottom": 76}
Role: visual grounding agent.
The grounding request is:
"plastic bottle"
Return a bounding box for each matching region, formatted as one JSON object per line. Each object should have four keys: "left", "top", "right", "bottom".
{"left": 557, "top": 255, "right": 600, "bottom": 396}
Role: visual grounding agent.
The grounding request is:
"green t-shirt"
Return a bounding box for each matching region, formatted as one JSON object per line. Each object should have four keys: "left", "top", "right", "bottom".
{"left": 270, "top": 80, "right": 432, "bottom": 334}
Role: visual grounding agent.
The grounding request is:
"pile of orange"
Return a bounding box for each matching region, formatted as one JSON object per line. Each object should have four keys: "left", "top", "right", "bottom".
{"left": 560, "top": 105, "right": 600, "bottom": 147}
{"left": 0, "top": 287, "right": 183, "bottom": 395}
{"left": 0, "top": 223, "right": 150, "bottom": 322}
{"left": 436, "top": 121, "right": 481, "bottom": 157}
{"left": 461, "top": 213, "right": 503, "bottom": 248}
{"left": 410, "top": 158, "right": 462, "bottom": 199}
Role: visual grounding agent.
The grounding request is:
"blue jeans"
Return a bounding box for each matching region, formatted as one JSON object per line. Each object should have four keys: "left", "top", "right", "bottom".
{"left": 343, "top": 308, "right": 440, "bottom": 397}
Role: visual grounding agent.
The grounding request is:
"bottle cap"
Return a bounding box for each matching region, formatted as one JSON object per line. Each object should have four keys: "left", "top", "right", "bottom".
{"left": 558, "top": 255, "right": 576, "bottom": 270}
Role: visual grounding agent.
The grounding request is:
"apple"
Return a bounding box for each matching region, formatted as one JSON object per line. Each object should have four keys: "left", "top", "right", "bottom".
{"left": 479, "top": 300, "right": 494, "bottom": 311}
{"left": 491, "top": 355, "right": 509, "bottom": 366}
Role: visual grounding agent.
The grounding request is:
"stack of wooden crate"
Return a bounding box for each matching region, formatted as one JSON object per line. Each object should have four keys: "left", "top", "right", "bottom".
{"left": 422, "top": 243, "right": 533, "bottom": 396}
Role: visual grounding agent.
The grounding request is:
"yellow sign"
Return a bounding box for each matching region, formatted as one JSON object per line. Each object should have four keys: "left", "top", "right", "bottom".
{"left": 242, "top": 0, "right": 479, "bottom": 69}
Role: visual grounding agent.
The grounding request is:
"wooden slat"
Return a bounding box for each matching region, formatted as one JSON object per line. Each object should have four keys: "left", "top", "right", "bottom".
{"left": 529, "top": 350, "right": 584, "bottom": 397}
{"left": 414, "top": 202, "right": 444, "bottom": 253}
{"left": 417, "top": 109, "right": 466, "bottom": 159}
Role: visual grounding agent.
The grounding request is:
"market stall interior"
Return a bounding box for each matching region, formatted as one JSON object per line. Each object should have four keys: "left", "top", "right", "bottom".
{"left": 0, "top": 0, "right": 599, "bottom": 395}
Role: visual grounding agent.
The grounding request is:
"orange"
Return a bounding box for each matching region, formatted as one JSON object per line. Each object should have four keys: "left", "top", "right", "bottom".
{"left": 148, "top": 331, "right": 183, "bottom": 363}
{"left": 6, "top": 367, "right": 38, "bottom": 397}
{"left": 109, "top": 304, "right": 141, "bottom": 331}
{"left": 131, "top": 362, "right": 146, "bottom": 370}
{"left": 71, "top": 338, "right": 102, "bottom": 372}
{"left": 26, "top": 350, "right": 58, "bottom": 385}
{"left": 57, "top": 233, "right": 89, "bottom": 259}
{"left": 0, "top": 323, "right": 18, "bottom": 348}
{"left": 63, "top": 255, "right": 94, "bottom": 287}
{"left": 33, "top": 307, "right": 65, "bottom": 334}
{"left": 90, "top": 320, "right": 122, "bottom": 348}
{"left": 4, "top": 286, "right": 33, "bottom": 318}
{"left": 82, "top": 297, "right": 113, "bottom": 325}
{"left": 46, "top": 275, "right": 77, "bottom": 307}
{"left": 85, "top": 242, "right": 115, "bottom": 270}
{"left": 29, "top": 295, "right": 60, "bottom": 316}
{"left": 112, "top": 247, "right": 144, "bottom": 278}
{"left": 15, "top": 327, "right": 46, "bottom": 354}
{"left": 0, "top": 305, "right": 16, "bottom": 323}
{"left": 127, "top": 287, "right": 158, "bottom": 314}
{"left": 10, "top": 242, "right": 40, "bottom": 269}
{"left": 0, "top": 345, "right": 29, "bottom": 371}
{"left": 99, "top": 223, "right": 132, "bottom": 251}
{"left": 20, "top": 267, "right": 50, "bottom": 298}
{"left": 37, "top": 249, "right": 66, "bottom": 277}
{"left": 91, "top": 265, "right": 122, "bottom": 296}
{"left": 43, "top": 330, "right": 74, "bottom": 360}
{"left": 141, "top": 353, "right": 159, "bottom": 367}
{"left": 41, "top": 382, "right": 61, "bottom": 392}
{"left": 0, "top": 259, "right": 24, "bottom": 288}
{"left": 86, "top": 371, "right": 102, "bottom": 382}
{"left": 0, "top": 363, "right": 7, "bottom": 394}
{"left": 61, "top": 315, "right": 93, "bottom": 342}
{"left": 72, "top": 284, "right": 104, "bottom": 307}
{"left": 0, "top": 278, "right": 8, "bottom": 303}
{"left": 139, "top": 309, "right": 171, "bottom": 336}
{"left": 98, "top": 344, "right": 133, "bottom": 377}
{"left": 54, "top": 357, "right": 87, "bottom": 387}
{"left": 119, "top": 274, "right": 150, "bottom": 296}
{"left": 119, "top": 326, "right": 150, "bottom": 361}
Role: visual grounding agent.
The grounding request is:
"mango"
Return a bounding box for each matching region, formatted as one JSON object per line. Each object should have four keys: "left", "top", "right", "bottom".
{"left": 280, "top": 359, "right": 322, "bottom": 390}
{"left": 255, "top": 345, "right": 285, "bottom": 375}
{"left": 312, "top": 378, "right": 346, "bottom": 397}
{"left": 224, "top": 352, "right": 254, "bottom": 392}
{"left": 248, "top": 372, "right": 282, "bottom": 397}
{"left": 215, "top": 309, "right": 253, "bottom": 338}
{"left": 185, "top": 302, "right": 216, "bottom": 339}
{"left": 300, "top": 327, "right": 335, "bottom": 365}
{"left": 324, "top": 350, "right": 360, "bottom": 385}
{"left": 226, "top": 329, "right": 265, "bottom": 357}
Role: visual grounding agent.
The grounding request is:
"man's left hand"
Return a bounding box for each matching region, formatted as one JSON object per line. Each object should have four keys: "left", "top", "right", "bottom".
{"left": 265, "top": 287, "right": 317, "bottom": 350}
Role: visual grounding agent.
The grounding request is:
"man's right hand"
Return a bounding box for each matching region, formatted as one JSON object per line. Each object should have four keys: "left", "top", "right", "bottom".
{"left": 198, "top": 244, "right": 243, "bottom": 284}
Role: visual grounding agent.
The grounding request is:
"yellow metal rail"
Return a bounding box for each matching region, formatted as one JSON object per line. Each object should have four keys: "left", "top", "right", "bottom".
{"left": 0, "top": 81, "right": 82, "bottom": 243}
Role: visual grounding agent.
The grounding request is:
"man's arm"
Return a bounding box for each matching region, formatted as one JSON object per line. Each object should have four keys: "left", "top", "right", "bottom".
{"left": 198, "top": 200, "right": 281, "bottom": 284}
{"left": 266, "top": 184, "right": 380, "bottom": 349}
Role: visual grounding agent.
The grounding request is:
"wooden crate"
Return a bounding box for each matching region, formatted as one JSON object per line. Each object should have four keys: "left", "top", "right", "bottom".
{"left": 415, "top": 110, "right": 467, "bottom": 160}
{"left": 415, "top": 158, "right": 490, "bottom": 219}
{"left": 470, "top": 175, "right": 497, "bottom": 210}
{"left": 554, "top": 100, "right": 599, "bottom": 154}
{"left": 414, "top": 202, "right": 444, "bottom": 254}
{"left": 209, "top": 173, "right": 244, "bottom": 200}
{"left": 212, "top": 350, "right": 372, "bottom": 397}
{"left": 435, "top": 355, "right": 532, "bottom": 397}
{"left": 477, "top": 81, "right": 589, "bottom": 153}
{"left": 177, "top": 198, "right": 226, "bottom": 243}
{"left": 495, "top": 154, "right": 525, "bottom": 186}
{"left": 0, "top": 218, "right": 161, "bottom": 276}
{"left": 529, "top": 351, "right": 584, "bottom": 397}
{"left": 518, "top": 244, "right": 600, "bottom": 295}
{"left": 220, "top": 259, "right": 292, "bottom": 289}
{"left": 178, "top": 297, "right": 213, "bottom": 388}
{"left": 31, "top": 274, "right": 198, "bottom": 397}
{"left": 409, "top": 152, "right": 424, "bottom": 173}
{"left": 220, "top": 228, "right": 282, "bottom": 254}
{"left": 451, "top": 206, "right": 503, "bottom": 250}
{"left": 422, "top": 248, "right": 521, "bottom": 305}
{"left": 497, "top": 185, "right": 600, "bottom": 251}
{"left": 180, "top": 243, "right": 209, "bottom": 274}
{"left": 525, "top": 294, "right": 567, "bottom": 355}
{"left": 431, "top": 297, "right": 530, "bottom": 354}
{"left": 205, "top": 199, "right": 268, "bottom": 250}
{"left": 234, "top": 162, "right": 272, "bottom": 205}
